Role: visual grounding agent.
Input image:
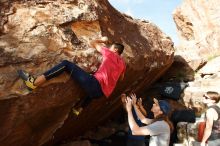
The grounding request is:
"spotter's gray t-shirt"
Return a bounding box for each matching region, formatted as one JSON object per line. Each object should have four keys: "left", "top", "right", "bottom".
{"left": 144, "top": 120, "right": 170, "bottom": 146}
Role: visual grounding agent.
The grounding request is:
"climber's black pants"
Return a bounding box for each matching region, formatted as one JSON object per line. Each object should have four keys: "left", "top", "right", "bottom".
{"left": 43, "top": 60, "right": 104, "bottom": 107}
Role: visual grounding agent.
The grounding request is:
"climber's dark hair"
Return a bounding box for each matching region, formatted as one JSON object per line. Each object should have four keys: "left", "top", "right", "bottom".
{"left": 112, "top": 43, "right": 124, "bottom": 55}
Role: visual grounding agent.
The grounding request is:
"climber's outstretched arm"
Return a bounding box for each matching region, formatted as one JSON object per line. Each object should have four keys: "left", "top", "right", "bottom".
{"left": 89, "top": 37, "right": 108, "bottom": 52}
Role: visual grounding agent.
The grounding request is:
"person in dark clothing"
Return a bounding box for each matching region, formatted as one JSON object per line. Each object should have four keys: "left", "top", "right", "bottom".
{"left": 121, "top": 93, "right": 147, "bottom": 146}
{"left": 201, "top": 91, "right": 220, "bottom": 146}
{"left": 126, "top": 93, "right": 173, "bottom": 146}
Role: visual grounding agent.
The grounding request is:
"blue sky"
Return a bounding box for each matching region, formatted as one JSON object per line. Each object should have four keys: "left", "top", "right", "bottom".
{"left": 109, "top": 0, "right": 183, "bottom": 45}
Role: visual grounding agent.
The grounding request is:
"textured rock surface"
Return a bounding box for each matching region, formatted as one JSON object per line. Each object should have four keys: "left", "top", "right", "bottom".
{"left": 173, "top": 0, "right": 220, "bottom": 70}
{"left": 183, "top": 57, "right": 220, "bottom": 112}
{"left": 0, "top": 0, "right": 174, "bottom": 145}
{"left": 172, "top": 0, "right": 220, "bottom": 114}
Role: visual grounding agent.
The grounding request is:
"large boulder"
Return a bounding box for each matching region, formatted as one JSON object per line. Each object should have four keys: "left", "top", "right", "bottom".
{"left": 0, "top": 0, "right": 174, "bottom": 145}
{"left": 173, "top": 0, "right": 220, "bottom": 70}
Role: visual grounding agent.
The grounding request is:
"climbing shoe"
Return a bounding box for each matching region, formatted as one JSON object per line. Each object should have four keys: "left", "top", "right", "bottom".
{"left": 17, "top": 70, "right": 37, "bottom": 90}
{"left": 72, "top": 107, "right": 83, "bottom": 116}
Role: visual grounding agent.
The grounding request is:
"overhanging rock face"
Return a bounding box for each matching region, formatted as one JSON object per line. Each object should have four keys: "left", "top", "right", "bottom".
{"left": 0, "top": 0, "right": 174, "bottom": 145}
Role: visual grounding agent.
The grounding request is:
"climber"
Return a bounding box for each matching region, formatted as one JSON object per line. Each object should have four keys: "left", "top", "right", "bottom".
{"left": 18, "top": 36, "right": 126, "bottom": 116}
{"left": 201, "top": 91, "right": 220, "bottom": 146}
